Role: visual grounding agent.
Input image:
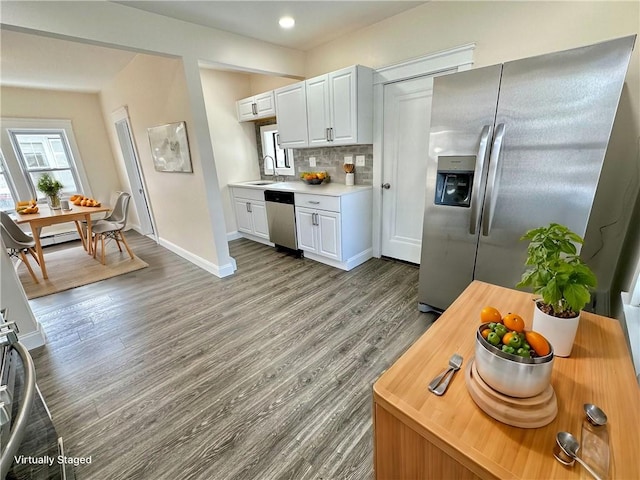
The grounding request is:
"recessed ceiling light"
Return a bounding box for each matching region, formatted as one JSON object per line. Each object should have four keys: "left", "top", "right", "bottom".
{"left": 279, "top": 16, "right": 295, "bottom": 29}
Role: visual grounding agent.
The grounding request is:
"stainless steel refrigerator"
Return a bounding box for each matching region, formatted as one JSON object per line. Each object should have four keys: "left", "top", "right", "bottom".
{"left": 418, "top": 35, "right": 635, "bottom": 312}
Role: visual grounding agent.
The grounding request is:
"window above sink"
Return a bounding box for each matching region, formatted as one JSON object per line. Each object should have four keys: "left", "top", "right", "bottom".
{"left": 260, "top": 124, "right": 295, "bottom": 177}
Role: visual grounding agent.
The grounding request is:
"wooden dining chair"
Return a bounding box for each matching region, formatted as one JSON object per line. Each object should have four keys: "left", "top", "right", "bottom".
{"left": 0, "top": 211, "right": 40, "bottom": 283}
{"left": 91, "top": 193, "right": 134, "bottom": 265}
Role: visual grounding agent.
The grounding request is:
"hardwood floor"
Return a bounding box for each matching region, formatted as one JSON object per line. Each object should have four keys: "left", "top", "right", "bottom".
{"left": 29, "top": 233, "right": 436, "bottom": 479}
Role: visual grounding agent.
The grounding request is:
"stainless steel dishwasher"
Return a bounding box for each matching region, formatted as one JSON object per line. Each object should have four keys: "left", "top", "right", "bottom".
{"left": 264, "top": 190, "right": 298, "bottom": 252}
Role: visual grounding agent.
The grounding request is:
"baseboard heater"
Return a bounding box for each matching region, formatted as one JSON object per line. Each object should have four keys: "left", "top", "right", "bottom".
{"left": 39, "top": 231, "right": 81, "bottom": 247}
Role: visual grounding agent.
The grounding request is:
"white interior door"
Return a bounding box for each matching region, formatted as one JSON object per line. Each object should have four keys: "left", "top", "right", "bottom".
{"left": 112, "top": 107, "right": 155, "bottom": 236}
{"left": 381, "top": 76, "right": 433, "bottom": 263}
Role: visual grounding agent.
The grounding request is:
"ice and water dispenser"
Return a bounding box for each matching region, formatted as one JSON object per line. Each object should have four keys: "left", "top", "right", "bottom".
{"left": 434, "top": 156, "right": 476, "bottom": 207}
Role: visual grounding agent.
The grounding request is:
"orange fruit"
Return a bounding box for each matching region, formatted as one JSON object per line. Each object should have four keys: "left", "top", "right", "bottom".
{"left": 525, "top": 331, "right": 551, "bottom": 356}
{"left": 503, "top": 313, "right": 525, "bottom": 333}
{"left": 481, "top": 328, "right": 491, "bottom": 339}
{"left": 480, "top": 306, "right": 502, "bottom": 324}
{"left": 502, "top": 332, "right": 516, "bottom": 346}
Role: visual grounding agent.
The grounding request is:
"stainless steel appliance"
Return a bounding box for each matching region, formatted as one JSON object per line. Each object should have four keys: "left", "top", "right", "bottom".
{"left": 418, "top": 35, "right": 635, "bottom": 312}
{"left": 264, "top": 190, "right": 298, "bottom": 252}
{"left": 0, "top": 310, "right": 75, "bottom": 479}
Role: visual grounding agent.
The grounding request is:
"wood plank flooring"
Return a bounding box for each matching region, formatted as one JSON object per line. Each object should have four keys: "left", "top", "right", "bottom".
{"left": 29, "top": 233, "right": 436, "bottom": 479}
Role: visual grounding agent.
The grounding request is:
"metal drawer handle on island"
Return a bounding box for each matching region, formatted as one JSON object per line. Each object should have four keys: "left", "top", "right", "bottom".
{"left": 308, "top": 201, "right": 320, "bottom": 205}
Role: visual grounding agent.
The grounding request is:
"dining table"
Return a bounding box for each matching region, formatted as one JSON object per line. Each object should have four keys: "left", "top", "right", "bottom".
{"left": 13, "top": 204, "right": 110, "bottom": 279}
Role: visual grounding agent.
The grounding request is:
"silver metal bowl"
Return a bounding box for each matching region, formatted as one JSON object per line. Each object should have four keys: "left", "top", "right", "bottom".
{"left": 475, "top": 323, "right": 554, "bottom": 398}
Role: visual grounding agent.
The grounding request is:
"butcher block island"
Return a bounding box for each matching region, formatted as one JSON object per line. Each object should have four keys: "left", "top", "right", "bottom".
{"left": 373, "top": 281, "right": 639, "bottom": 479}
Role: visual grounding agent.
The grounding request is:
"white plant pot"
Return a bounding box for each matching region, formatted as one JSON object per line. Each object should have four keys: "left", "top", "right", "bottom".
{"left": 532, "top": 301, "right": 580, "bottom": 357}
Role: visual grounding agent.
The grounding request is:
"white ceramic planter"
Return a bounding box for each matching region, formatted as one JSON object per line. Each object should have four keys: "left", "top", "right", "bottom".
{"left": 532, "top": 301, "right": 580, "bottom": 357}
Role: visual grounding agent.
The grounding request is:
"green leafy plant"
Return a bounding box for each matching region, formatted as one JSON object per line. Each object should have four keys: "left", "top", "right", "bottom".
{"left": 36, "top": 173, "right": 63, "bottom": 197}
{"left": 516, "top": 223, "right": 597, "bottom": 317}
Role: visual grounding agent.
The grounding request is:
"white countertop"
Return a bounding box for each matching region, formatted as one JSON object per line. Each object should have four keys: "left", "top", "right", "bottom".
{"left": 228, "top": 180, "right": 372, "bottom": 197}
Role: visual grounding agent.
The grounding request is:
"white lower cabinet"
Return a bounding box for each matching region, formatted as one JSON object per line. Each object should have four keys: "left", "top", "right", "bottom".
{"left": 231, "top": 187, "right": 270, "bottom": 242}
{"left": 296, "top": 207, "right": 341, "bottom": 261}
{"left": 295, "top": 190, "right": 371, "bottom": 270}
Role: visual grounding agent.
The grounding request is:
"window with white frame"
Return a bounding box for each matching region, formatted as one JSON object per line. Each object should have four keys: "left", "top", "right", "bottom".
{"left": 0, "top": 118, "right": 91, "bottom": 209}
{"left": 0, "top": 152, "right": 17, "bottom": 211}
{"left": 10, "top": 131, "right": 81, "bottom": 200}
{"left": 260, "top": 124, "right": 295, "bottom": 176}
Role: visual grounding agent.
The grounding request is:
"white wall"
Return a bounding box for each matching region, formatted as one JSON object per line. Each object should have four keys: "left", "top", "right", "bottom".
{"left": 0, "top": 86, "right": 120, "bottom": 205}
{"left": 248, "top": 74, "right": 299, "bottom": 96}
{"left": 100, "top": 54, "right": 228, "bottom": 269}
{"left": 0, "top": 246, "right": 45, "bottom": 350}
{"left": 200, "top": 69, "right": 261, "bottom": 235}
{"left": 1, "top": 1, "right": 304, "bottom": 78}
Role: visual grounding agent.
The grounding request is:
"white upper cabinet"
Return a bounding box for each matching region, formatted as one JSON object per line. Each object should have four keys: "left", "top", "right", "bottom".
{"left": 305, "top": 65, "right": 373, "bottom": 147}
{"left": 274, "top": 82, "right": 309, "bottom": 148}
{"left": 306, "top": 75, "right": 331, "bottom": 146}
{"left": 236, "top": 91, "right": 276, "bottom": 122}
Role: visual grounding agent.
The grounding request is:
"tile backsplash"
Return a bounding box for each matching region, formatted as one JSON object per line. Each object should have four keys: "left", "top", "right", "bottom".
{"left": 254, "top": 119, "right": 373, "bottom": 185}
{"left": 292, "top": 145, "right": 373, "bottom": 185}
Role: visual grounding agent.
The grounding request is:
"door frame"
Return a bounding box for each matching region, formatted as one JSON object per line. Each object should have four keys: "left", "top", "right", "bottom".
{"left": 372, "top": 43, "right": 476, "bottom": 258}
{"left": 111, "top": 106, "right": 157, "bottom": 238}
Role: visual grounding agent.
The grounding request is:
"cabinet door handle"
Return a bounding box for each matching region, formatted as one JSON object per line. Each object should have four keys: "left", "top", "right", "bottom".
{"left": 252, "top": 103, "right": 257, "bottom": 115}
{"left": 329, "top": 127, "right": 334, "bottom": 142}
{"left": 314, "top": 213, "right": 319, "bottom": 225}
{"left": 326, "top": 128, "right": 331, "bottom": 142}
{"left": 246, "top": 202, "right": 252, "bottom": 212}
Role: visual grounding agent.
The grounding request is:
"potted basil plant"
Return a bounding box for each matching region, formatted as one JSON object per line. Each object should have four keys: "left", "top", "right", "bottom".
{"left": 37, "top": 173, "right": 64, "bottom": 209}
{"left": 516, "top": 223, "right": 597, "bottom": 357}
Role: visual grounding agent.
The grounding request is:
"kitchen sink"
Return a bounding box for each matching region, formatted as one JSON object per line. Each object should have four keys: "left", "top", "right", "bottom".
{"left": 241, "top": 180, "right": 276, "bottom": 186}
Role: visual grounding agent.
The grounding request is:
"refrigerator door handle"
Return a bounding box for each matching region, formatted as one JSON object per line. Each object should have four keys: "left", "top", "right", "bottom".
{"left": 482, "top": 123, "right": 506, "bottom": 237}
{"left": 469, "top": 125, "right": 493, "bottom": 235}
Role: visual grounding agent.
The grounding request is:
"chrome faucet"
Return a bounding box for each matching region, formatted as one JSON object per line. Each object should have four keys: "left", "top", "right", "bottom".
{"left": 263, "top": 155, "right": 284, "bottom": 182}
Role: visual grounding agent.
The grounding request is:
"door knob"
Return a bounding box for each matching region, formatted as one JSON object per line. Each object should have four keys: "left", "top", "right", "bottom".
{"left": 382, "top": 183, "right": 391, "bottom": 189}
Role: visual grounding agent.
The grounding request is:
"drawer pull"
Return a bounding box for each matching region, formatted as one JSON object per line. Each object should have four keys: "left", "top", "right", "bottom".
{"left": 308, "top": 201, "right": 320, "bottom": 205}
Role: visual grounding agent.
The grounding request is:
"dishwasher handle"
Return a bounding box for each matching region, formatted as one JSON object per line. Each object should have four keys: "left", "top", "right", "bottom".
{"left": 264, "top": 190, "right": 295, "bottom": 204}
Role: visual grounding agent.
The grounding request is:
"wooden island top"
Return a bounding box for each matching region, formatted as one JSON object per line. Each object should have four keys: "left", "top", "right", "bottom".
{"left": 373, "top": 281, "right": 640, "bottom": 479}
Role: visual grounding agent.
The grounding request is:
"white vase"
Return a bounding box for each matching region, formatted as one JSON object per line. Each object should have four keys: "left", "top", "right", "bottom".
{"left": 532, "top": 301, "right": 580, "bottom": 357}
{"left": 345, "top": 173, "right": 355, "bottom": 186}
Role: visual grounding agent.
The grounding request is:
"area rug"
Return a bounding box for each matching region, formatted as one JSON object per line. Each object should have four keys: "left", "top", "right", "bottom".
{"left": 17, "top": 243, "right": 148, "bottom": 299}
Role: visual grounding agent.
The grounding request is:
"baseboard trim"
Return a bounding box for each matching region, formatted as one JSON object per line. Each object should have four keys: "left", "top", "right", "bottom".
{"left": 303, "top": 248, "right": 373, "bottom": 271}
{"left": 345, "top": 249, "right": 374, "bottom": 271}
{"left": 19, "top": 323, "right": 47, "bottom": 351}
{"left": 237, "top": 233, "right": 274, "bottom": 247}
{"left": 227, "top": 231, "right": 243, "bottom": 242}
{"left": 157, "top": 237, "right": 236, "bottom": 278}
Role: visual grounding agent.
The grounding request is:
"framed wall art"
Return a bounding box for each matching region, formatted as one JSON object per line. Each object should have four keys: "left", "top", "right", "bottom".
{"left": 147, "top": 121, "right": 193, "bottom": 173}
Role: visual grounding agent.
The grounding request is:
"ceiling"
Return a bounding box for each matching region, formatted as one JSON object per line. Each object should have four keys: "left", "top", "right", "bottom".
{"left": 0, "top": 1, "right": 425, "bottom": 93}
{"left": 116, "top": 1, "right": 425, "bottom": 51}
